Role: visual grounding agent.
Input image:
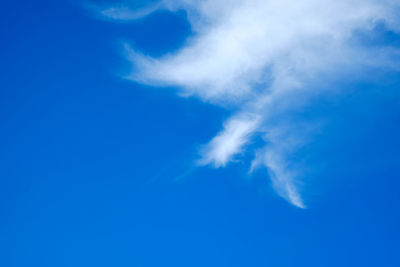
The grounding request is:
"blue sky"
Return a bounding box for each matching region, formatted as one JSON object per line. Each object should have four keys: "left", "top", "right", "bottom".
{"left": 1, "top": 0, "right": 400, "bottom": 266}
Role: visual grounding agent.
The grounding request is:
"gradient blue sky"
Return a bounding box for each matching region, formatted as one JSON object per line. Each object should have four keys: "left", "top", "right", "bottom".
{"left": 1, "top": 0, "right": 400, "bottom": 266}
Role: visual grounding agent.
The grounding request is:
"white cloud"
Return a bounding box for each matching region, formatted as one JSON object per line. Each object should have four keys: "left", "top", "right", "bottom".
{"left": 100, "top": 4, "right": 162, "bottom": 21}
{"left": 198, "top": 114, "right": 260, "bottom": 168}
{"left": 99, "top": 0, "right": 400, "bottom": 207}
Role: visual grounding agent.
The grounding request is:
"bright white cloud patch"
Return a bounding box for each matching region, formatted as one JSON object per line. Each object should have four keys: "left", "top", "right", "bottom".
{"left": 98, "top": 0, "right": 400, "bottom": 208}
{"left": 198, "top": 114, "right": 260, "bottom": 168}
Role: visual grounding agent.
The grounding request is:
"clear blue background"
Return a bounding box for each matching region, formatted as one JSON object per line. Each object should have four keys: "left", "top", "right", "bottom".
{"left": 1, "top": 1, "right": 400, "bottom": 266}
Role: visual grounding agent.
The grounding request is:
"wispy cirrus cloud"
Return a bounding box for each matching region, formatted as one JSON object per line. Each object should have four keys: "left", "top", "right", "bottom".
{"left": 94, "top": 0, "right": 400, "bottom": 208}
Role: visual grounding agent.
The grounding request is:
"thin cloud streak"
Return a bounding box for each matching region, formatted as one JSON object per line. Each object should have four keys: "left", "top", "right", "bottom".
{"left": 98, "top": 0, "right": 400, "bottom": 208}
{"left": 198, "top": 114, "right": 260, "bottom": 168}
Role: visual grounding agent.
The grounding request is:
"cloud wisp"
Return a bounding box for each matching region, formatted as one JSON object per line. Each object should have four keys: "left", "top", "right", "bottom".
{"left": 97, "top": 0, "right": 400, "bottom": 208}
